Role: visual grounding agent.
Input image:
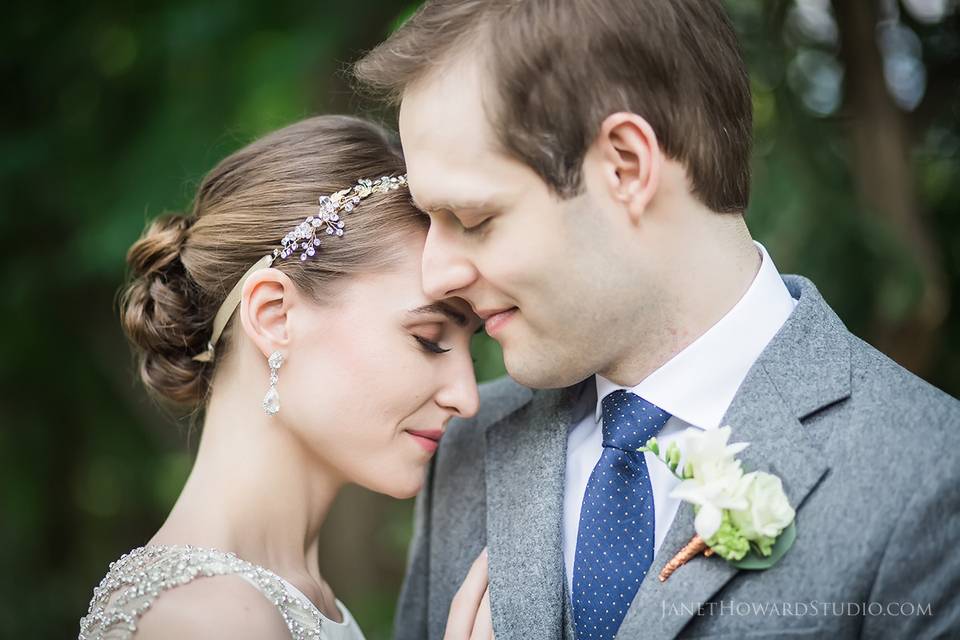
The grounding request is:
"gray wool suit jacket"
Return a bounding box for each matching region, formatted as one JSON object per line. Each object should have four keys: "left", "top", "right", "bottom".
{"left": 392, "top": 275, "right": 960, "bottom": 639}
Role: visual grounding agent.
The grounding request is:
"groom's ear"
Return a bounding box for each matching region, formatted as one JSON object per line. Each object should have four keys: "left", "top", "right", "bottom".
{"left": 239, "top": 268, "right": 295, "bottom": 358}
{"left": 592, "top": 112, "right": 662, "bottom": 224}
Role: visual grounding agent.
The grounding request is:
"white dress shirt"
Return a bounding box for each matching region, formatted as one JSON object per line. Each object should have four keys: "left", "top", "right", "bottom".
{"left": 562, "top": 242, "right": 799, "bottom": 593}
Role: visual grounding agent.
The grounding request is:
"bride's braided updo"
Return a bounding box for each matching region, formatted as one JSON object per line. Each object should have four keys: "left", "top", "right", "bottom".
{"left": 119, "top": 115, "right": 425, "bottom": 408}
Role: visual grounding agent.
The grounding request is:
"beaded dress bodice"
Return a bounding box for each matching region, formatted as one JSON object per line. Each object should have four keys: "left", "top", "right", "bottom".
{"left": 78, "top": 545, "right": 363, "bottom": 640}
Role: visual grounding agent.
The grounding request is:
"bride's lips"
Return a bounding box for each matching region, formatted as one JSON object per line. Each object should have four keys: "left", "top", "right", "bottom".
{"left": 406, "top": 429, "right": 443, "bottom": 454}
{"left": 477, "top": 307, "right": 517, "bottom": 337}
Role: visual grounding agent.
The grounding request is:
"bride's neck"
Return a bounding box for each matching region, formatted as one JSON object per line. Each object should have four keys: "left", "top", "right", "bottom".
{"left": 150, "top": 381, "right": 342, "bottom": 581}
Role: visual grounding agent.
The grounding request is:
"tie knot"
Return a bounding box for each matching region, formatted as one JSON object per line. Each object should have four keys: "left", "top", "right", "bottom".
{"left": 600, "top": 390, "right": 671, "bottom": 451}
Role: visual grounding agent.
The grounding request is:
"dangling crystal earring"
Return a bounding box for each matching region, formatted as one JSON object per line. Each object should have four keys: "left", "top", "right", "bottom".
{"left": 262, "top": 351, "right": 284, "bottom": 416}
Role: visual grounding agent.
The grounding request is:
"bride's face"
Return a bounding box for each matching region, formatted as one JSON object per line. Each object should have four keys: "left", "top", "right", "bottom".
{"left": 280, "top": 233, "right": 481, "bottom": 498}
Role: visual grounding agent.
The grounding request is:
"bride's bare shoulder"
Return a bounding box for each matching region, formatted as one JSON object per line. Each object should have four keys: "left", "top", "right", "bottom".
{"left": 135, "top": 574, "right": 291, "bottom": 640}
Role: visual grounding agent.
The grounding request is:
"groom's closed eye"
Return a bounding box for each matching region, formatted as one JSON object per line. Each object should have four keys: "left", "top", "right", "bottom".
{"left": 456, "top": 212, "right": 490, "bottom": 232}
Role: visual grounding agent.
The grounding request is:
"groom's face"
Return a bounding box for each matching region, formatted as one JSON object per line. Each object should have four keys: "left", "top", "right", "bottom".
{"left": 399, "top": 59, "right": 635, "bottom": 389}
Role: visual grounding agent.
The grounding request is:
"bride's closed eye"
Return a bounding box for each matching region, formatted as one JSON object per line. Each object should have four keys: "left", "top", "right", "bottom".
{"left": 414, "top": 334, "right": 451, "bottom": 354}
{"left": 404, "top": 300, "right": 478, "bottom": 356}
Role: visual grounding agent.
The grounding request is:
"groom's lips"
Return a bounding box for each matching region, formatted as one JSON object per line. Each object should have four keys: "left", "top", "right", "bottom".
{"left": 406, "top": 429, "right": 443, "bottom": 454}
{"left": 477, "top": 307, "right": 517, "bottom": 337}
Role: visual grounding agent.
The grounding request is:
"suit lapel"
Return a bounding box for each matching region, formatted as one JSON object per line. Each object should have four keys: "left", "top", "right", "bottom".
{"left": 485, "top": 383, "right": 587, "bottom": 640}
{"left": 617, "top": 275, "right": 850, "bottom": 638}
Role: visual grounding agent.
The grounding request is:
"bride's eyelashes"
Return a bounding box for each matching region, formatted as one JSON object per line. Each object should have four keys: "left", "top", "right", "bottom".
{"left": 414, "top": 335, "right": 451, "bottom": 354}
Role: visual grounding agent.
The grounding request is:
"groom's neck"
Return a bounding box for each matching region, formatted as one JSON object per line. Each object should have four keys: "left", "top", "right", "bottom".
{"left": 600, "top": 211, "right": 760, "bottom": 387}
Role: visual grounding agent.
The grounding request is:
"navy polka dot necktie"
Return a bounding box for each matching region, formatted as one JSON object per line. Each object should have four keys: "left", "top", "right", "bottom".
{"left": 572, "top": 390, "right": 671, "bottom": 640}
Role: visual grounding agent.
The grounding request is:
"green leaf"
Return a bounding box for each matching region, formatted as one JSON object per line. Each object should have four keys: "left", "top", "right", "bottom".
{"left": 729, "top": 521, "right": 796, "bottom": 570}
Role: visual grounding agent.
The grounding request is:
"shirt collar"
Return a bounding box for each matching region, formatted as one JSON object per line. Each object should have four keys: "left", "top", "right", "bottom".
{"left": 594, "top": 241, "right": 798, "bottom": 429}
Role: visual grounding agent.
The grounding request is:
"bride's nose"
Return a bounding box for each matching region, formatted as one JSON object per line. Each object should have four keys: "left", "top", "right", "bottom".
{"left": 435, "top": 357, "right": 480, "bottom": 419}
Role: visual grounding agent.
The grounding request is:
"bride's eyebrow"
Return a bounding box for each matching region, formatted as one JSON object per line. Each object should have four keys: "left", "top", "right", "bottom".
{"left": 407, "top": 302, "right": 468, "bottom": 327}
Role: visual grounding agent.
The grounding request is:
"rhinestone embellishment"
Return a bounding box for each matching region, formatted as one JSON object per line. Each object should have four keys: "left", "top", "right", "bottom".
{"left": 273, "top": 175, "right": 407, "bottom": 263}
{"left": 78, "top": 545, "right": 323, "bottom": 639}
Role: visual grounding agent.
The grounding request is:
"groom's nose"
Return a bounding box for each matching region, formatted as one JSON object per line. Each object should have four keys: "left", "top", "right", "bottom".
{"left": 421, "top": 222, "right": 478, "bottom": 299}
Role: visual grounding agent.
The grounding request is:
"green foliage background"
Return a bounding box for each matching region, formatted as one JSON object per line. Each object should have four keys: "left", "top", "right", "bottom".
{"left": 1, "top": 1, "right": 957, "bottom": 638}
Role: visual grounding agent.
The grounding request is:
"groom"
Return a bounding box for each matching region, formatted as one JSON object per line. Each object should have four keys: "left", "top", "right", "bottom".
{"left": 356, "top": 1, "right": 960, "bottom": 638}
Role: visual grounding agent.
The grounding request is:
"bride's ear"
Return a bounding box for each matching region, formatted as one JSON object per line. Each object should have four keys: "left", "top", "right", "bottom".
{"left": 238, "top": 268, "right": 295, "bottom": 358}
{"left": 592, "top": 111, "right": 662, "bottom": 225}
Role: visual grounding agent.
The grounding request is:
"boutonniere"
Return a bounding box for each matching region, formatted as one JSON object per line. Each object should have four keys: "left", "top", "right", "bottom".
{"left": 638, "top": 426, "right": 796, "bottom": 581}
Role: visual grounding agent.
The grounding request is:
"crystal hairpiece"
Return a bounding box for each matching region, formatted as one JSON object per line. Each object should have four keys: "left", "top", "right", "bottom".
{"left": 274, "top": 174, "right": 408, "bottom": 262}
{"left": 192, "top": 174, "right": 407, "bottom": 362}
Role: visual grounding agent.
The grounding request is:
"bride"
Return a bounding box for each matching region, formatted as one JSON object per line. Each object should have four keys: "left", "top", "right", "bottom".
{"left": 79, "top": 115, "right": 491, "bottom": 639}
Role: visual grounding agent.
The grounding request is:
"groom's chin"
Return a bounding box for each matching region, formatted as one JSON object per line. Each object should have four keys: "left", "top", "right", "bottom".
{"left": 502, "top": 347, "right": 591, "bottom": 390}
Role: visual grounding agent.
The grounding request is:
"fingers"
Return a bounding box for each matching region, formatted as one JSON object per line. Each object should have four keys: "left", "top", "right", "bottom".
{"left": 470, "top": 587, "right": 494, "bottom": 639}
{"left": 444, "top": 548, "right": 489, "bottom": 640}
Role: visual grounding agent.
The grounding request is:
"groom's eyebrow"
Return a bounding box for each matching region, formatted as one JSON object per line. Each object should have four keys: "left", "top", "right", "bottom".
{"left": 409, "top": 302, "right": 469, "bottom": 327}
{"left": 412, "top": 195, "right": 500, "bottom": 214}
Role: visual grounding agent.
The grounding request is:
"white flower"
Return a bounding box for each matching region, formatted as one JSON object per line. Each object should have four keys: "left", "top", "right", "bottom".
{"left": 669, "top": 426, "right": 751, "bottom": 540}
{"left": 728, "top": 471, "right": 795, "bottom": 540}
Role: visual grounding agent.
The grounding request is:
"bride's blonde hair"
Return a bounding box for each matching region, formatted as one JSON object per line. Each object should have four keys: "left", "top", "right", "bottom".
{"left": 119, "top": 115, "right": 424, "bottom": 408}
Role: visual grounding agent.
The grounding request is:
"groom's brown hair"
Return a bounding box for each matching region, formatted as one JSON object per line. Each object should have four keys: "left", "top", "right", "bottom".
{"left": 355, "top": 0, "right": 752, "bottom": 213}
